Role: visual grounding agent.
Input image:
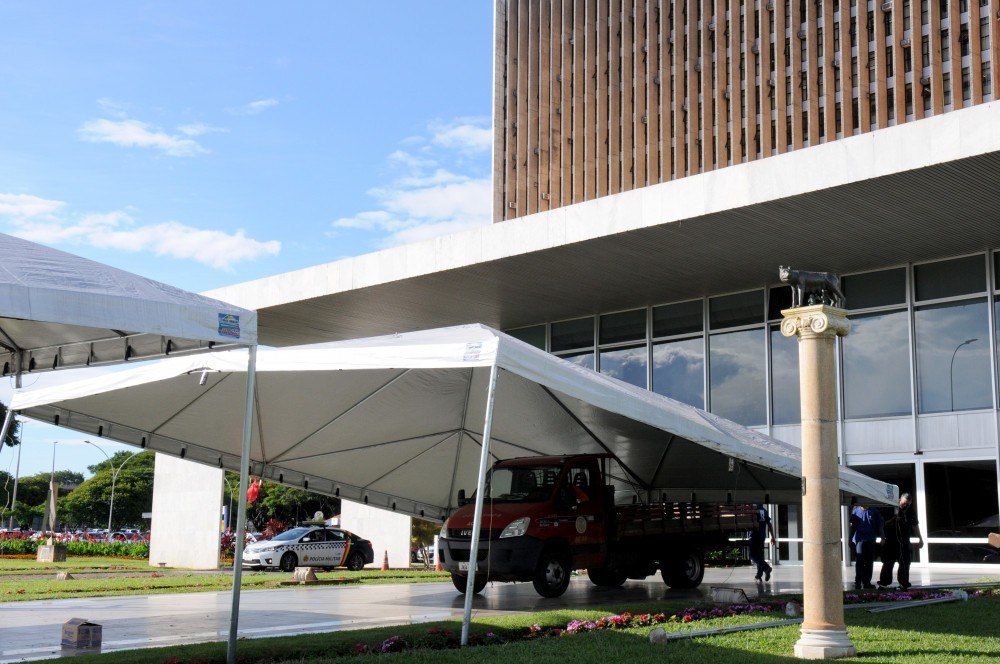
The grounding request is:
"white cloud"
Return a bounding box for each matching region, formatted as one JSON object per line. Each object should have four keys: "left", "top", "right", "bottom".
{"left": 78, "top": 118, "right": 208, "bottom": 157}
{"left": 0, "top": 194, "right": 280, "bottom": 270}
{"left": 231, "top": 98, "right": 279, "bottom": 115}
{"left": 329, "top": 119, "right": 492, "bottom": 247}
{"left": 430, "top": 119, "right": 492, "bottom": 154}
{"left": 0, "top": 193, "right": 65, "bottom": 218}
{"left": 176, "top": 122, "right": 228, "bottom": 137}
{"left": 96, "top": 98, "right": 130, "bottom": 119}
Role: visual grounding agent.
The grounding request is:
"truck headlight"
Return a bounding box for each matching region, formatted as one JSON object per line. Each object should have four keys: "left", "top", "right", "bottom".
{"left": 499, "top": 517, "right": 530, "bottom": 538}
{"left": 439, "top": 520, "right": 448, "bottom": 540}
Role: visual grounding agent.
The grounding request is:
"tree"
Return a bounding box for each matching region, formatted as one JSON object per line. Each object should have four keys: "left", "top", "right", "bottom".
{"left": 0, "top": 400, "right": 20, "bottom": 447}
{"left": 224, "top": 473, "right": 340, "bottom": 530}
{"left": 411, "top": 518, "right": 439, "bottom": 568}
{"left": 0, "top": 469, "right": 83, "bottom": 529}
{"left": 61, "top": 451, "right": 155, "bottom": 529}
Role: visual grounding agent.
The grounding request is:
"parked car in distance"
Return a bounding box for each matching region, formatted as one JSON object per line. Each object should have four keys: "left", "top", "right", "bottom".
{"left": 242, "top": 526, "right": 374, "bottom": 572}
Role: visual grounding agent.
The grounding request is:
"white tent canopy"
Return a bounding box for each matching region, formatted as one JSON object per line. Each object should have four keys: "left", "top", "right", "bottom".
{"left": 0, "top": 232, "right": 259, "bottom": 663}
{"left": 0, "top": 232, "right": 257, "bottom": 375}
{"left": 11, "top": 324, "right": 897, "bottom": 513}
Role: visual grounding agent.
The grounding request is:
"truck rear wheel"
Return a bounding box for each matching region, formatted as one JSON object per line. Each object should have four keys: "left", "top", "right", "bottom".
{"left": 451, "top": 572, "right": 487, "bottom": 594}
{"left": 533, "top": 549, "right": 572, "bottom": 597}
{"left": 661, "top": 549, "right": 705, "bottom": 589}
{"left": 587, "top": 567, "right": 627, "bottom": 587}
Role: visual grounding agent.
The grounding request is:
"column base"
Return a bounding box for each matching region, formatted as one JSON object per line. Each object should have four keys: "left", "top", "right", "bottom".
{"left": 794, "top": 628, "right": 857, "bottom": 660}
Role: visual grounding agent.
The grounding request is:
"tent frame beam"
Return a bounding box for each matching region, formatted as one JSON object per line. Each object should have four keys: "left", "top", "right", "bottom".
{"left": 539, "top": 385, "right": 651, "bottom": 491}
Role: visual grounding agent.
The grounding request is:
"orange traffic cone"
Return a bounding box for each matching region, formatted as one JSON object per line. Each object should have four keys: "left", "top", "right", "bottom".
{"left": 381, "top": 550, "right": 389, "bottom": 571}
{"left": 435, "top": 556, "right": 443, "bottom": 572}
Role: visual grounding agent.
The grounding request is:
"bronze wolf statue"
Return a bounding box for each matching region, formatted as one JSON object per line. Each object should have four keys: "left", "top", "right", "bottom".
{"left": 778, "top": 266, "right": 845, "bottom": 308}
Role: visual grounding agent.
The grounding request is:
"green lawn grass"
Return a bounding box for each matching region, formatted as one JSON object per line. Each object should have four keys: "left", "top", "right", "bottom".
{"left": 57, "top": 595, "right": 1000, "bottom": 664}
{"left": 0, "top": 555, "right": 450, "bottom": 602}
{"left": 0, "top": 556, "right": 153, "bottom": 577}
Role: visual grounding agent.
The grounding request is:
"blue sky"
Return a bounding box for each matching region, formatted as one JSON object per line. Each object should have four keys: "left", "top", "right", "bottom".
{"left": 0, "top": 2, "right": 494, "bottom": 480}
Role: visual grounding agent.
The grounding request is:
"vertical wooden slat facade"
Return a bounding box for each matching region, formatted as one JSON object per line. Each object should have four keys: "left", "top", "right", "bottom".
{"left": 495, "top": 0, "right": 1000, "bottom": 221}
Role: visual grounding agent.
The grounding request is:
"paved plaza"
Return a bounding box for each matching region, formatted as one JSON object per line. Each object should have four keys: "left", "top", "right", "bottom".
{"left": 1, "top": 563, "right": 994, "bottom": 662}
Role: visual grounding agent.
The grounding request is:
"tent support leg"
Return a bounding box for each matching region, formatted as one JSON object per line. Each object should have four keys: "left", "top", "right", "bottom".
{"left": 460, "top": 363, "right": 498, "bottom": 647}
{"left": 4, "top": 365, "right": 22, "bottom": 530}
{"left": 227, "top": 345, "right": 257, "bottom": 664}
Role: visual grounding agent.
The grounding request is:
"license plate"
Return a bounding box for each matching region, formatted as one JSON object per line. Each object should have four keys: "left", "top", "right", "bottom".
{"left": 458, "top": 562, "right": 472, "bottom": 572}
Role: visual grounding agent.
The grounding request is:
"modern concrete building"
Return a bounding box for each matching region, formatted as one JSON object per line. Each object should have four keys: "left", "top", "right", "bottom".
{"left": 209, "top": 1, "right": 1000, "bottom": 568}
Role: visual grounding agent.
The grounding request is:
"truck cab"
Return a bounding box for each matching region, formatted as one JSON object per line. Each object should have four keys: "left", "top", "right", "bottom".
{"left": 439, "top": 453, "right": 754, "bottom": 597}
{"left": 438, "top": 454, "right": 609, "bottom": 597}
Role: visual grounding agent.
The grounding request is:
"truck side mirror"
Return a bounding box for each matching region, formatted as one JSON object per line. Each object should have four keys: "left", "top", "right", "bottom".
{"left": 457, "top": 489, "right": 467, "bottom": 506}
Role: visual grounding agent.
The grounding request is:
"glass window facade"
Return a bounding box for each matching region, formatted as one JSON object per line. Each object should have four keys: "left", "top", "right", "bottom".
{"left": 914, "top": 299, "right": 993, "bottom": 413}
{"left": 842, "top": 310, "right": 913, "bottom": 419}
{"left": 709, "top": 328, "right": 766, "bottom": 426}
{"left": 770, "top": 325, "right": 801, "bottom": 425}
{"left": 652, "top": 337, "right": 705, "bottom": 408}
{"left": 503, "top": 251, "right": 1000, "bottom": 565}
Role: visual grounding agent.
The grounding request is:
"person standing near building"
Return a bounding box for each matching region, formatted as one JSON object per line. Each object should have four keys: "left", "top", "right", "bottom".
{"left": 750, "top": 503, "right": 776, "bottom": 582}
{"left": 878, "top": 493, "right": 923, "bottom": 590}
{"left": 850, "top": 503, "right": 883, "bottom": 589}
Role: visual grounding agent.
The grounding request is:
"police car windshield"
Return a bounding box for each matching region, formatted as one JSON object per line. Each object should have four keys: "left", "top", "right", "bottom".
{"left": 271, "top": 527, "right": 310, "bottom": 542}
{"left": 487, "top": 466, "right": 558, "bottom": 503}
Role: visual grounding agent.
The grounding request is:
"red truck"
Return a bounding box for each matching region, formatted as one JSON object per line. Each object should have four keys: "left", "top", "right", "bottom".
{"left": 438, "top": 454, "right": 756, "bottom": 597}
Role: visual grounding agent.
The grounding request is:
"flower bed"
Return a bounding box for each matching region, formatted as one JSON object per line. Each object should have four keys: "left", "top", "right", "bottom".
{"left": 348, "top": 587, "right": 996, "bottom": 656}
{"left": 0, "top": 539, "right": 149, "bottom": 559}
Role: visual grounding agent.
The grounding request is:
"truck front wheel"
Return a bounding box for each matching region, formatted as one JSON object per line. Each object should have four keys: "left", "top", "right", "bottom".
{"left": 533, "top": 549, "right": 572, "bottom": 597}
{"left": 451, "top": 572, "right": 487, "bottom": 594}
{"left": 661, "top": 549, "right": 705, "bottom": 589}
{"left": 587, "top": 567, "right": 627, "bottom": 587}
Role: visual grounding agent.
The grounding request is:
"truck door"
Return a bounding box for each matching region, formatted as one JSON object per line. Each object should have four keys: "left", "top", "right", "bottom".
{"left": 557, "top": 463, "right": 606, "bottom": 569}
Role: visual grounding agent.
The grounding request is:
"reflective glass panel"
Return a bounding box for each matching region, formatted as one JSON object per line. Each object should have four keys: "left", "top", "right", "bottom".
{"left": 914, "top": 299, "right": 992, "bottom": 413}
{"left": 770, "top": 325, "right": 800, "bottom": 425}
{"left": 600, "top": 309, "right": 646, "bottom": 344}
{"left": 653, "top": 300, "right": 703, "bottom": 337}
{"left": 914, "top": 255, "right": 986, "bottom": 301}
{"left": 709, "top": 291, "right": 765, "bottom": 329}
{"left": 506, "top": 325, "right": 545, "bottom": 350}
{"left": 841, "top": 268, "right": 907, "bottom": 310}
{"left": 709, "top": 329, "right": 766, "bottom": 426}
{"left": 558, "top": 350, "right": 594, "bottom": 370}
{"left": 925, "top": 461, "right": 999, "bottom": 541}
{"left": 599, "top": 344, "right": 648, "bottom": 388}
{"left": 842, "top": 310, "right": 912, "bottom": 419}
{"left": 995, "top": 251, "right": 1000, "bottom": 290}
{"left": 777, "top": 504, "right": 803, "bottom": 562}
{"left": 652, "top": 337, "right": 705, "bottom": 408}
{"left": 551, "top": 317, "right": 594, "bottom": 352}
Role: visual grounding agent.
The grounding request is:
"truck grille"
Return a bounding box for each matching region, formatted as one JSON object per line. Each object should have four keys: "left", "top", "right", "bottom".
{"left": 447, "top": 528, "right": 497, "bottom": 540}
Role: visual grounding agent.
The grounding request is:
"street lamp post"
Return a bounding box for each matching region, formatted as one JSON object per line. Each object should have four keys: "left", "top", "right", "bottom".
{"left": 949, "top": 338, "right": 978, "bottom": 412}
{"left": 81, "top": 441, "right": 142, "bottom": 533}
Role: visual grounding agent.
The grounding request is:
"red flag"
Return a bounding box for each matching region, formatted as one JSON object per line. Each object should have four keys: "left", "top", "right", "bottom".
{"left": 246, "top": 478, "right": 261, "bottom": 504}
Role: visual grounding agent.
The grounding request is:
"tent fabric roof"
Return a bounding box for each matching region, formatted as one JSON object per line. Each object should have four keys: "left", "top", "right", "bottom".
{"left": 11, "top": 324, "right": 897, "bottom": 520}
{"left": 0, "top": 233, "right": 257, "bottom": 374}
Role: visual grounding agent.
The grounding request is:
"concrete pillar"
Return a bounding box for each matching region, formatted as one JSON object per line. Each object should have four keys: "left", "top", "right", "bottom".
{"left": 781, "top": 304, "right": 856, "bottom": 660}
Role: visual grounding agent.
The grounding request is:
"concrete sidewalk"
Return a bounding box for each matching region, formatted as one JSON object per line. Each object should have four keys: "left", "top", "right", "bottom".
{"left": 0, "top": 564, "right": 994, "bottom": 662}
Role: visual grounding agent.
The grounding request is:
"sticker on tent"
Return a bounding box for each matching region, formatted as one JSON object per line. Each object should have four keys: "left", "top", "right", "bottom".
{"left": 218, "top": 314, "right": 241, "bottom": 339}
{"left": 463, "top": 342, "right": 482, "bottom": 361}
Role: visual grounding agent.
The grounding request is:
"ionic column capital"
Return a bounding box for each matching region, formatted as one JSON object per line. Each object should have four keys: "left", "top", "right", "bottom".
{"left": 780, "top": 305, "right": 851, "bottom": 340}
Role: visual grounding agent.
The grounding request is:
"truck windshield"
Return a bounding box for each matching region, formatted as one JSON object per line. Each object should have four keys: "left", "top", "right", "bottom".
{"left": 487, "top": 465, "right": 559, "bottom": 503}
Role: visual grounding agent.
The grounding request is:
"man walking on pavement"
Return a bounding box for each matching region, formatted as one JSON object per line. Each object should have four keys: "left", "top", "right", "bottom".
{"left": 750, "top": 503, "right": 776, "bottom": 582}
{"left": 878, "top": 493, "right": 923, "bottom": 590}
{"left": 850, "top": 502, "right": 883, "bottom": 589}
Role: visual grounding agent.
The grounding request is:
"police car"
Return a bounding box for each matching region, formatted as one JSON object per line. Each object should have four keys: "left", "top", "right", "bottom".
{"left": 242, "top": 525, "right": 374, "bottom": 572}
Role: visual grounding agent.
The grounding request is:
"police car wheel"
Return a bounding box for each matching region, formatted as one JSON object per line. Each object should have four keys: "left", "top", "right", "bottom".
{"left": 346, "top": 552, "right": 366, "bottom": 571}
{"left": 279, "top": 552, "right": 298, "bottom": 573}
{"left": 451, "top": 572, "right": 487, "bottom": 594}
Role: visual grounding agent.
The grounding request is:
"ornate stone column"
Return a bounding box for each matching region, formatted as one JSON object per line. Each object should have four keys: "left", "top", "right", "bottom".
{"left": 781, "top": 304, "right": 855, "bottom": 659}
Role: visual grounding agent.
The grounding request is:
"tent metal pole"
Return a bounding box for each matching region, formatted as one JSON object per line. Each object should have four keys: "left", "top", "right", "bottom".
{"left": 460, "top": 363, "right": 498, "bottom": 647}
{"left": 5, "top": 364, "right": 22, "bottom": 530}
{"left": 227, "top": 345, "right": 257, "bottom": 664}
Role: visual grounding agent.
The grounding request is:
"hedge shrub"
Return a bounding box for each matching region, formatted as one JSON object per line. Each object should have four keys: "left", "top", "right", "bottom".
{"left": 0, "top": 539, "right": 149, "bottom": 558}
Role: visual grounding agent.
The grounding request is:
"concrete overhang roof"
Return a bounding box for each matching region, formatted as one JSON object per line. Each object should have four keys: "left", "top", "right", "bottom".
{"left": 208, "top": 102, "right": 1000, "bottom": 347}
